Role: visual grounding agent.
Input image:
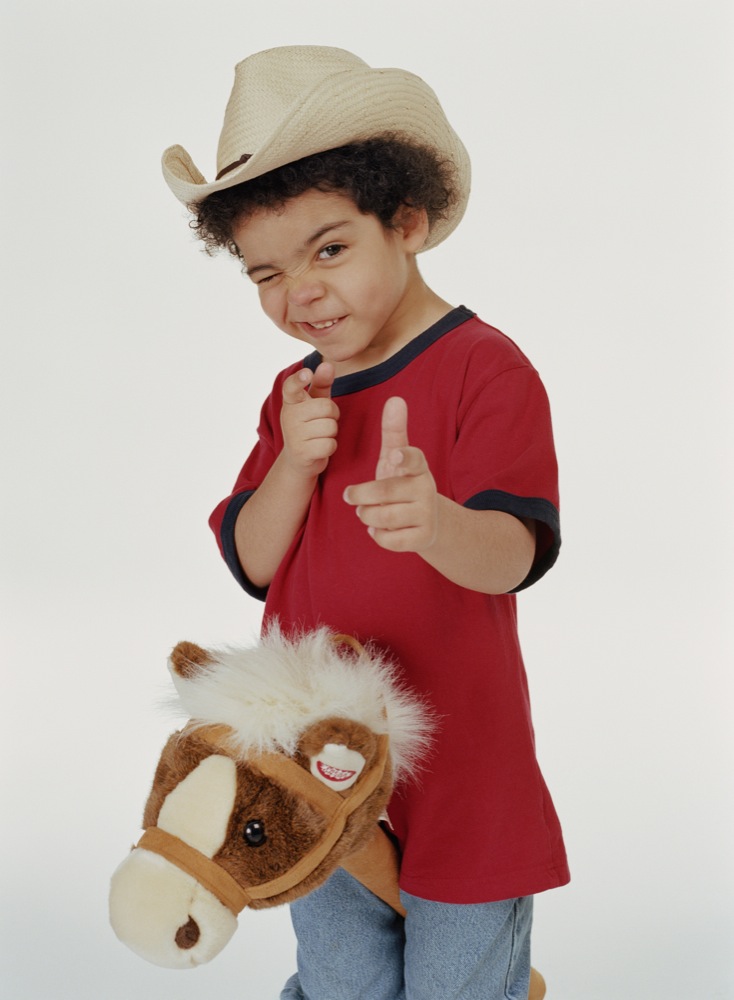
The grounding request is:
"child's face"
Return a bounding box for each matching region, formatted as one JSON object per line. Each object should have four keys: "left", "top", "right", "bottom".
{"left": 233, "top": 189, "right": 428, "bottom": 375}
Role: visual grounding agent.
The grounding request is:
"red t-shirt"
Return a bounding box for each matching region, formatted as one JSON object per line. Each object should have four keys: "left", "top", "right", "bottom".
{"left": 210, "top": 307, "right": 569, "bottom": 903}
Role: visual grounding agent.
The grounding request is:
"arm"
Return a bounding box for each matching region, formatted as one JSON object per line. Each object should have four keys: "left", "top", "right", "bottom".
{"left": 234, "top": 363, "right": 339, "bottom": 589}
{"left": 420, "top": 498, "right": 536, "bottom": 594}
{"left": 343, "top": 397, "right": 536, "bottom": 595}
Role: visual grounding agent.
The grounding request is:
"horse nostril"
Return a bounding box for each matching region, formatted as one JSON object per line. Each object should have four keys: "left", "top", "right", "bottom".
{"left": 175, "top": 915, "right": 200, "bottom": 950}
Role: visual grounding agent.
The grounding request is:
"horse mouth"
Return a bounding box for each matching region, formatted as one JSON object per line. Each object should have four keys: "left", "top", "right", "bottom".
{"left": 316, "top": 761, "right": 357, "bottom": 783}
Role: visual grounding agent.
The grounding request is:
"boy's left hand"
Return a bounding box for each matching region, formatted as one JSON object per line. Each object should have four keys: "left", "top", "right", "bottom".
{"left": 343, "top": 397, "right": 438, "bottom": 553}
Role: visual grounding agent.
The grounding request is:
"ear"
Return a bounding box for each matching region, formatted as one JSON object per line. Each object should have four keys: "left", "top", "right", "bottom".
{"left": 169, "top": 641, "right": 213, "bottom": 679}
{"left": 392, "top": 204, "right": 430, "bottom": 253}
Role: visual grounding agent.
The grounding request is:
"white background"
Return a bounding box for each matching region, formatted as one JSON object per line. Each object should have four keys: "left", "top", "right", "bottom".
{"left": 2, "top": 2, "right": 732, "bottom": 998}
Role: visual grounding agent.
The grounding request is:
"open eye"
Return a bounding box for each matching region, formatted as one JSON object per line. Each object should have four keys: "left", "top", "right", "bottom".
{"left": 243, "top": 819, "right": 267, "bottom": 847}
{"left": 318, "top": 243, "right": 345, "bottom": 260}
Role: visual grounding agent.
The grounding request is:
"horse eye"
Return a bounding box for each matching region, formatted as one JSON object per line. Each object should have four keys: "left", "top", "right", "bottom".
{"left": 243, "top": 819, "right": 267, "bottom": 847}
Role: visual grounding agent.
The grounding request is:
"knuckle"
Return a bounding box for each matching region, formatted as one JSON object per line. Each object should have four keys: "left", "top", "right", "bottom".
{"left": 283, "top": 374, "right": 308, "bottom": 399}
{"left": 375, "top": 482, "right": 397, "bottom": 504}
{"left": 378, "top": 530, "right": 407, "bottom": 552}
{"left": 381, "top": 507, "right": 403, "bottom": 530}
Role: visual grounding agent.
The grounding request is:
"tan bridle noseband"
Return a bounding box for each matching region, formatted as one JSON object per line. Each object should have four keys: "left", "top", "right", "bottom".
{"left": 136, "top": 635, "right": 391, "bottom": 916}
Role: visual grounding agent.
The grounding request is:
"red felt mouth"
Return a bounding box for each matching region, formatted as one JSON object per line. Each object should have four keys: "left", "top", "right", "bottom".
{"left": 316, "top": 760, "right": 357, "bottom": 782}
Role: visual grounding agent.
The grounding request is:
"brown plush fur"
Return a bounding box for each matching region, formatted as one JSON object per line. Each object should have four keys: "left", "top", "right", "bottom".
{"left": 130, "top": 638, "right": 546, "bottom": 993}
{"left": 141, "top": 718, "right": 393, "bottom": 910}
{"left": 295, "top": 717, "right": 380, "bottom": 777}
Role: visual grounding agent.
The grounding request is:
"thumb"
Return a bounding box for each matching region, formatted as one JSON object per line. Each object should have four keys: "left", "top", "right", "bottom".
{"left": 376, "top": 397, "right": 409, "bottom": 479}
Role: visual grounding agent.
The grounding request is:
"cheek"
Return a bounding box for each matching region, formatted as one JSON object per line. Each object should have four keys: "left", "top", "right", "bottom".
{"left": 258, "top": 287, "right": 288, "bottom": 328}
{"left": 338, "top": 267, "right": 393, "bottom": 313}
{"left": 361, "top": 271, "right": 406, "bottom": 315}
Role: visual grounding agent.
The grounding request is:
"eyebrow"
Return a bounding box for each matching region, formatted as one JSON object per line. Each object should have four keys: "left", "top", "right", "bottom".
{"left": 245, "top": 220, "right": 352, "bottom": 278}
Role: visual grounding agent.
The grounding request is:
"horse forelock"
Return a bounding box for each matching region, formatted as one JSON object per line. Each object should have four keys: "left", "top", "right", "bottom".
{"left": 166, "top": 625, "right": 434, "bottom": 781}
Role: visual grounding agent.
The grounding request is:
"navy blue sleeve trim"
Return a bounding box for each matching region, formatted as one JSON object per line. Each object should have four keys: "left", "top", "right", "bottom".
{"left": 220, "top": 491, "right": 269, "bottom": 602}
{"left": 463, "top": 490, "right": 561, "bottom": 593}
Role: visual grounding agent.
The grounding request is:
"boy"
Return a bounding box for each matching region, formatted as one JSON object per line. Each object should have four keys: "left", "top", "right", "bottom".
{"left": 163, "top": 46, "right": 568, "bottom": 1000}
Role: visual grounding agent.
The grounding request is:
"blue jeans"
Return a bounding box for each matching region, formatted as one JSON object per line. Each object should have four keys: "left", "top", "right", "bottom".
{"left": 280, "top": 868, "right": 533, "bottom": 1000}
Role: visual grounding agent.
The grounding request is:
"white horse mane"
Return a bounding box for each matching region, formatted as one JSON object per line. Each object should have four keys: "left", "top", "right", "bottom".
{"left": 167, "top": 625, "right": 434, "bottom": 785}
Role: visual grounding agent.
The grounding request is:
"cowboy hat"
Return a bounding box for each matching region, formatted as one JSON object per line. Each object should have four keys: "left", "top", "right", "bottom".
{"left": 161, "top": 46, "right": 470, "bottom": 250}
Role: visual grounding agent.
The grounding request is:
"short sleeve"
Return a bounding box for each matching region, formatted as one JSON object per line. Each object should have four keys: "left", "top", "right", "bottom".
{"left": 208, "top": 369, "right": 292, "bottom": 599}
{"left": 450, "top": 363, "right": 561, "bottom": 591}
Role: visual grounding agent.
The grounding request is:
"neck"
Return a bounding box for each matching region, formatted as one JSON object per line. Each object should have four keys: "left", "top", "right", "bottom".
{"left": 333, "top": 278, "right": 454, "bottom": 377}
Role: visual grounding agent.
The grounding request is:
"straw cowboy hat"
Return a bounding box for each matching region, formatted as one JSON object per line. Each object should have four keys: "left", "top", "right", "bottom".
{"left": 162, "top": 45, "right": 471, "bottom": 250}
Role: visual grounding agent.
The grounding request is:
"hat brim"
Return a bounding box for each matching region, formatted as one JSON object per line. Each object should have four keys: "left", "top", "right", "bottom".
{"left": 162, "top": 67, "right": 470, "bottom": 251}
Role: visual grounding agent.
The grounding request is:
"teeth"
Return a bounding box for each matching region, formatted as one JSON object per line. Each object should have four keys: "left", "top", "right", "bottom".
{"left": 317, "top": 761, "right": 356, "bottom": 782}
{"left": 310, "top": 319, "right": 338, "bottom": 330}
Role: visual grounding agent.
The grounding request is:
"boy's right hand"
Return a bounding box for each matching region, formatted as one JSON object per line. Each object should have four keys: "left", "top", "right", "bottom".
{"left": 280, "top": 362, "right": 339, "bottom": 478}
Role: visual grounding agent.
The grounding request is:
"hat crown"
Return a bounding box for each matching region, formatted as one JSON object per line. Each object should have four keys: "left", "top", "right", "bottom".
{"left": 217, "top": 46, "right": 369, "bottom": 173}
{"left": 162, "top": 45, "right": 471, "bottom": 251}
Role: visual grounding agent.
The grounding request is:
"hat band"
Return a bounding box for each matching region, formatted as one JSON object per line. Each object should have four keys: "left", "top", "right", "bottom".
{"left": 215, "top": 153, "right": 252, "bottom": 180}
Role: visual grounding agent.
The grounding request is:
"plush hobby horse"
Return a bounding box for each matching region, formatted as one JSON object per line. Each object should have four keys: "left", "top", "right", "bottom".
{"left": 109, "top": 626, "right": 546, "bottom": 999}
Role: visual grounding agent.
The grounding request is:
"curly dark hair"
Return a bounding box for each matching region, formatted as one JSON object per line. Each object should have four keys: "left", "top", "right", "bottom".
{"left": 190, "top": 135, "right": 457, "bottom": 260}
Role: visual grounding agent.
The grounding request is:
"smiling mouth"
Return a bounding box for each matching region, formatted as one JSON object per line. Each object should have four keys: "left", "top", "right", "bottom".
{"left": 299, "top": 316, "right": 345, "bottom": 332}
{"left": 316, "top": 760, "right": 357, "bottom": 782}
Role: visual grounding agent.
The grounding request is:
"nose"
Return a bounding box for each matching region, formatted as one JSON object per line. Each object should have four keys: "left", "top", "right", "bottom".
{"left": 286, "top": 274, "right": 325, "bottom": 307}
{"left": 175, "top": 915, "right": 200, "bottom": 950}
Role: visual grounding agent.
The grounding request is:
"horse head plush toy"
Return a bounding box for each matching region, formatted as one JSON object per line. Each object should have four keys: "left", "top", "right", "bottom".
{"left": 109, "top": 626, "right": 432, "bottom": 969}
{"left": 109, "top": 625, "right": 547, "bottom": 1000}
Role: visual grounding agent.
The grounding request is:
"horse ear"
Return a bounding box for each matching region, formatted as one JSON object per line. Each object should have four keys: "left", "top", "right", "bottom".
{"left": 169, "top": 641, "right": 213, "bottom": 679}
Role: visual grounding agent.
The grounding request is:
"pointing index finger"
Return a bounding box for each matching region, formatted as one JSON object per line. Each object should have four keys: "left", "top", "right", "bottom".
{"left": 377, "top": 396, "right": 409, "bottom": 479}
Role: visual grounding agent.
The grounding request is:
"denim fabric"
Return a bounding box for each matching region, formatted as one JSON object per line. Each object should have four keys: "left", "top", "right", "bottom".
{"left": 280, "top": 868, "right": 533, "bottom": 1000}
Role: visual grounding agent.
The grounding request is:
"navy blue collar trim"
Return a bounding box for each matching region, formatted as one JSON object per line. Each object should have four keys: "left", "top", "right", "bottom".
{"left": 302, "top": 305, "right": 475, "bottom": 397}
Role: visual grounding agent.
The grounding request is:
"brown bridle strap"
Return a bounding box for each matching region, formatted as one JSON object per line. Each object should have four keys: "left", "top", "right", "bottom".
{"left": 136, "top": 826, "right": 251, "bottom": 915}
{"left": 140, "top": 634, "right": 392, "bottom": 912}
{"left": 137, "top": 733, "right": 390, "bottom": 913}
{"left": 245, "top": 735, "right": 389, "bottom": 902}
{"left": 331, "top": 633, "right": 366, "bottom": 656}
{"left": 251, "top": 751, "right": 342, "bottom": 818}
